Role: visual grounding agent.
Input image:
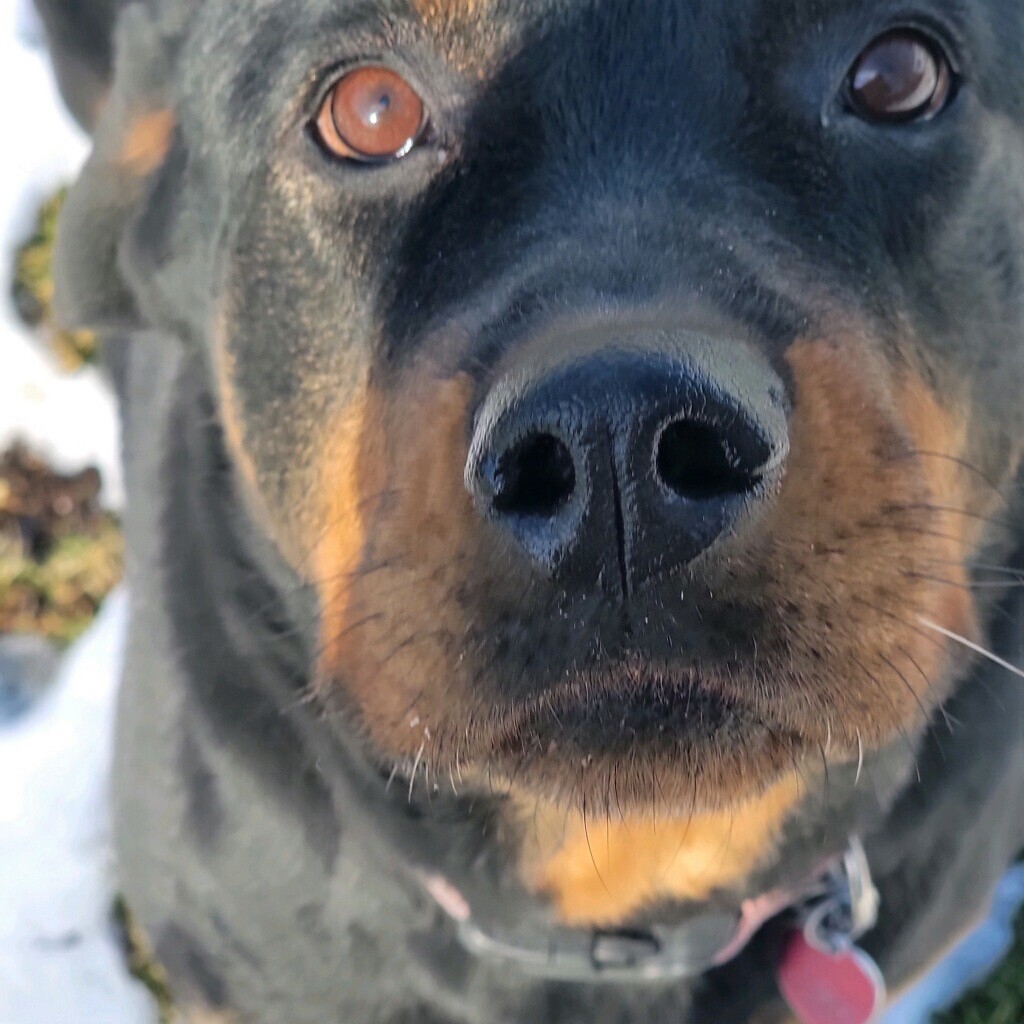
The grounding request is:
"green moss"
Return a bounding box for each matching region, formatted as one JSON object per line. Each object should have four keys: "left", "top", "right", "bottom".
{"left": 0, "top": 521, "right": 123, "bottom": 644}
{"left": 0, "top": 445, "right": 123, "bottom": 644}
{"left": 10, "top": 188, "right": 97, "bottom": 368}
{"left": 933, "top": 904, "right": 1024, "bottom": 1024}
{"left": 112, "top": 896, "right": 175, "bottom": 1024}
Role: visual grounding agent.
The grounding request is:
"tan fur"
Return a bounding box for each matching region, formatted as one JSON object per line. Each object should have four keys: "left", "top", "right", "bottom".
{"left": 412, "top": 0, "right": 488, "bottom": 23}
{"left": 115, "top": 109, "right": 175, "bottom": 176}
{"left": 313, "top": 373, "right": 484, "bottom": 765}
{"left": 518, "top": 774, "right": 805, "bottom": 926}
{"left": 174, "top": 1009, "right": 239, "bottom": 1024}
{"left": 210, "top": 307, "right": 325, "bottom": 569}
{"left": 410, "top": 0, "right": 512, "bottom": 78}
{"left": 213, "top": 327, "right": 260, "bottom": 496}
{"left": 294, "top": 325, "right": 995, "bottom": 927}
{"left": 712, "top": 335, "right": 980, "bottom": 748}
{"left": 314, "top": 388, "right": 386, "bottom": 673}
{"left": 500, "top": 335, "right": 985, "bottom": 926}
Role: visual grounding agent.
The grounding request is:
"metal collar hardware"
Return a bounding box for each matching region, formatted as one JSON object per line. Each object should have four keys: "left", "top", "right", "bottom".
{"left": 456, "top": 913, "right": 738, "bottom": 984}
{"left": 421, "top": 838, "right": 881, "bottom": 985}
{"left": 799, "top": 837, "right": 880, "bottom": 955}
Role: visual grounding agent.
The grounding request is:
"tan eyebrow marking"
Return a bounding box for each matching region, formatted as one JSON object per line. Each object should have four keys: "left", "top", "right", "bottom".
{"left": 116, "top": 109, "right": 176, "bottom": 176}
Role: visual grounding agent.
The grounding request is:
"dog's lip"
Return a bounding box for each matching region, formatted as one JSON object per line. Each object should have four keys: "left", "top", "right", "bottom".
{"left": 493, "top": 669, "right": 795, "bottom": 755}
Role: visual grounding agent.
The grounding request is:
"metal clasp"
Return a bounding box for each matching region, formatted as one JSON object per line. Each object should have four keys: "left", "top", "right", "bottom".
{"left": 590, "top": 931, "right": 662, "bottom": 972}
{"left": 801, "top": 837, "right": 880, "bottom": 955}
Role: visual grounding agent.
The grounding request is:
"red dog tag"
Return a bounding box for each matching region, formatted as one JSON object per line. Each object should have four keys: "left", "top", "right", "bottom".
{"left": 778, "top": 930, "right": 886, "bottom": 1024}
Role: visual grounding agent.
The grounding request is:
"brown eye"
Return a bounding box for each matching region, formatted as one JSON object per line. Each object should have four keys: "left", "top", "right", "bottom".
{"left": 848, "top": 30, "right": 953, "bottom": 124}
{"left": 315, "top": 66, "right": 426, "bottom": 162}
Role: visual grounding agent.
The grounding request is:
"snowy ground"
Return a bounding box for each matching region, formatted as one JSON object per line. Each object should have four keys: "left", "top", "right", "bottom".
{"left": 0, "top": 0, "right": 122, "bottom": 507}
{"left": 0, "top": 4, "right": 1021, "bottom": 1023}
{"left": 0, "top": 592, "right": 156, "bottom": 1024}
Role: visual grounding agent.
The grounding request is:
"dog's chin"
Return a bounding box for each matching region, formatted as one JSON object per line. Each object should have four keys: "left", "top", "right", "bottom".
{"left": 489, "top": 672, "right": 806, "bottom": 814}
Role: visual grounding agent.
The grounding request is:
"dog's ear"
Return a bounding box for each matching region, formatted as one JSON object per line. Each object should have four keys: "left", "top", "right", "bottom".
{"left": 34, "top": 0, "right": 120, "bottom": 130}
{"left": 52, "top": 5, "right": 182, "bottom": 335}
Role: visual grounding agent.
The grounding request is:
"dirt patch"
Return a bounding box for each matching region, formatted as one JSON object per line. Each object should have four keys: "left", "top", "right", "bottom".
{"left": 11, "top": 188, "right": 96, "bottom": 368}
{"left": 113, "top": 896, "right": 175, "bottom": 1024}
{"left": 0, "top": 443, "right": 122, "bottom": 644}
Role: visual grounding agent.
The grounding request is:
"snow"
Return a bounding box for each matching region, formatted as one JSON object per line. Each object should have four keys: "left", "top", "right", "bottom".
{"left": 0, "top": 9, "right": 144, "bottom": 1021}
{"left": 0, "top": 4, "right": 1022, "bottom": 1023}
{"left": 1, "top": 606, "right": 1020, "bottom": 1024}
{"left": 2, "top": 592, "right": 1021, "bottom": 1024}
{"left": 0, "top": 591, "right": 155, "bottom": 1024}
{"left": 0, "top": 0, "right": 122, "bottom": 509}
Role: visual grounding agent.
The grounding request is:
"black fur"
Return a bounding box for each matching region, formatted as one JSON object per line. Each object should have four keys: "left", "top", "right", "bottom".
{"left": 41, "top": 0, "right": 1024, "bottom": 1020}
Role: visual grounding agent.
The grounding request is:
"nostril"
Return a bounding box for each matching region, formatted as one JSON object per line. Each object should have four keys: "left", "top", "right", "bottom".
{"left": 655, "top": 419, "right": 763, "bottom": 501}
{"left": 492, "top": 433, "right": 577, "bottom": 518}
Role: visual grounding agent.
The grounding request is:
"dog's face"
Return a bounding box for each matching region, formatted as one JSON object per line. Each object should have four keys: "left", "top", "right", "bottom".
{"left": 65, "top": 0, "right": 1024, "bottom": 910}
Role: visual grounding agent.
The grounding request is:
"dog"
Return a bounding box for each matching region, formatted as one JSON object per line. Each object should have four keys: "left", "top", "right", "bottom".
{"left": 37, "top": 0, "right": 1024, "bottom": 1020}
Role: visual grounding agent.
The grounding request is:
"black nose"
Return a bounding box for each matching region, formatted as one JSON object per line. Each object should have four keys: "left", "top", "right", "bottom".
{"left": 465, "top": 347, "right": 788, "bottom": 590}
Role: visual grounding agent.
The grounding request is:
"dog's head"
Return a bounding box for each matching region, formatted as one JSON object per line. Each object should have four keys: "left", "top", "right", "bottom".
{"left": 57, "top": 0, "right": 1024, "bottom": 921}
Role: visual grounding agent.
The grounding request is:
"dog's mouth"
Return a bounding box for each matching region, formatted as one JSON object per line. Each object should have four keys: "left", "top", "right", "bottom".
{"left": 499, "top": 676, "right": 746, "bottom": 752}
{"left": 490, "top": 668, "right": 805, "bottom": 812}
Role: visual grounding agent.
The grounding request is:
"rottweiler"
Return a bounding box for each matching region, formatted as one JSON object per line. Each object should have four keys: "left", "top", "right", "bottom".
{"left": 37, "top": 0, "right": 1024, "bottom": 1020}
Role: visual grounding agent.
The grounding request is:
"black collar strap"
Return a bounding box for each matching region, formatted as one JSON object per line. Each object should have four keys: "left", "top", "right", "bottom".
{"left": 456, "top": 912, "right": 740, "bottom": 984}
{"left": 418, "top": 838, "right": 879, "bottom": 985}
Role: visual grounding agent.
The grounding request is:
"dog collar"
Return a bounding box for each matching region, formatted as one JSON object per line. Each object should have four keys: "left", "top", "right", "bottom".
{"left": 418, "top": 837, "right": 881, "bottom": 987}
{"left": 777, "top": 839, "right": 886, "bottom": 1024}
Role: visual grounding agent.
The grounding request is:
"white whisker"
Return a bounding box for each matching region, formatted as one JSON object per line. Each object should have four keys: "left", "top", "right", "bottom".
{"left": 409, "top": 741, "right": 425, "bottom": 803}
{"left": 918, "top": 617, "right": 1024, "bottom": 681}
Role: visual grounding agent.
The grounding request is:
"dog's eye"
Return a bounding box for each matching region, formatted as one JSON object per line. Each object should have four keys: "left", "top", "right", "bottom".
{"left": 314, "top": 66, "right": 426, "bottom": 162}
{"left": 847, "top": 30, "right": 953, "bottom": 124}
